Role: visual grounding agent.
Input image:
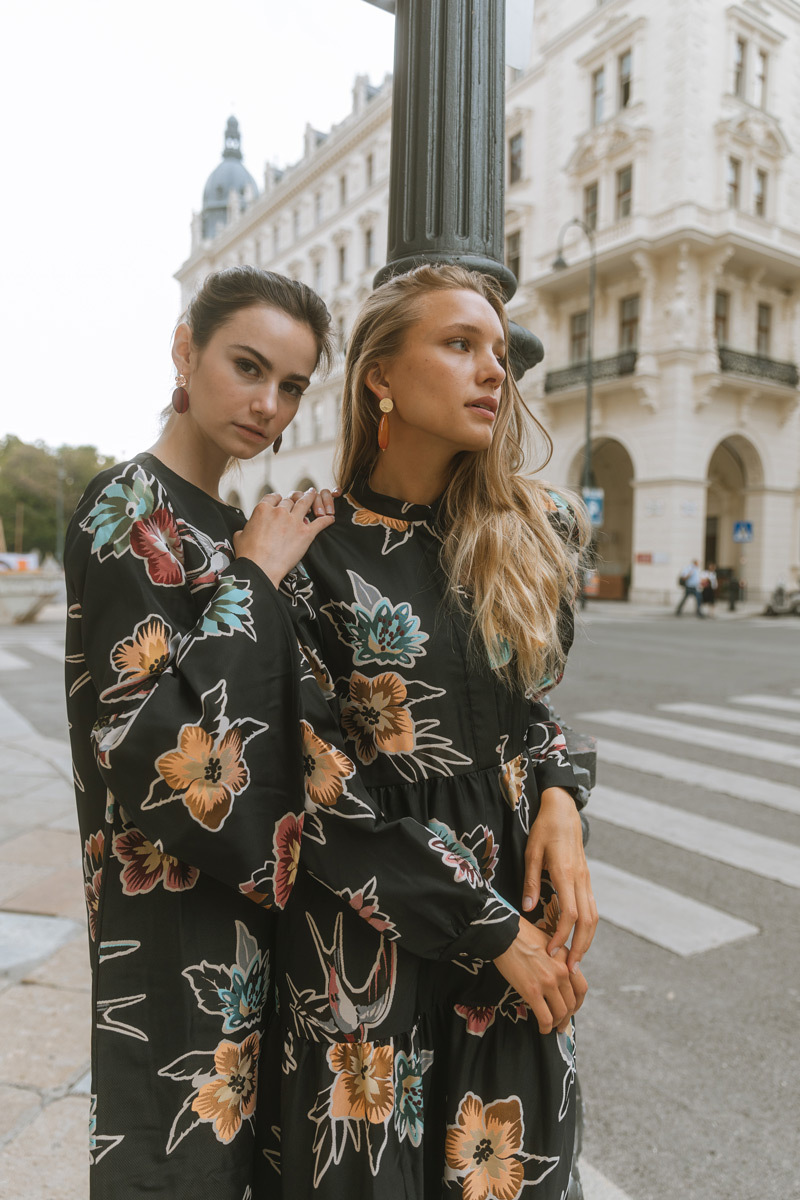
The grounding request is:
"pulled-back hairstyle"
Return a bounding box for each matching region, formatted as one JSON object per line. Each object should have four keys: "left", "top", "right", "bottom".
{"left": 337, "top": 263, "right": 589, "bottom": 693}
{"left": 183, "top": 265, "right": 334, "bottom": 373}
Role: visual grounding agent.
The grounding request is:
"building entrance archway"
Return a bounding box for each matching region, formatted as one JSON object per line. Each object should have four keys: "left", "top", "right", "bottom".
{"left": 569, "top": 438, "right": 634, "bottom": 599}
{"left": 705, "top": 435, "right": 764, "bottom": 591}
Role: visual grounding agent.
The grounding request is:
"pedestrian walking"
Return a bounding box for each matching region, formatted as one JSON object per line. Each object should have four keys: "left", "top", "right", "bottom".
{"left": 676, "top": 559, "right": 705, "bottom": 617}
{"left": 263, "top": 264, "right": 597, "bottom": 1199}
{"left": 701, "top": 563, "right": 718, "bottom": 616}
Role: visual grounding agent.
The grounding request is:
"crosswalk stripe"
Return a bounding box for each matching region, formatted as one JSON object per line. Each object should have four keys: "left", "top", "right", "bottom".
{"left": 578, "top": 709, "right": 800, "bottom": 768}
{"left": 730, "top": 694, "right": 800, "bottom": 715}
{"left": 659, "top": 701, "right": 800, "bottom": 738}
{"left": 0, "top": 693, "right": 37, "bottom": 738}
{"left": 577, "top": 1163, "right": 637, "bottom": 1200}
{"left": 587, "top": 858, "right": 758, "bottom": 955}
{"left": 0, "top": 647, "right": 31, "bottom": 671}
{"left": 597, "top": 739, "right": 800, "bottom": 817}
{"left": 590, "top": 786, "right": 800, "bottom": 889}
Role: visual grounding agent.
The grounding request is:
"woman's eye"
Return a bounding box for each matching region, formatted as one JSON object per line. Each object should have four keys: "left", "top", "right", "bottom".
{"left": 236, "top": 358, "right": 259, "bottom": 376}
{"left": 448, "top": 337, "right": 469, "bottom": 351}
{"left": 281, "top": 382, "right": 303, "bottom": 399}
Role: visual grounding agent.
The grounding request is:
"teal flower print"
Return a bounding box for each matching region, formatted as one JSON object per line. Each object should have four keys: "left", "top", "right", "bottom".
{"left": 394, "top": 1051, "right": 425, "bottom": 1146}
{"left": 218, "top": 953, "right": 269, "bottom": 1033}
{"left": 427, "top": 820, "right": 498, "bottom": 888}
{"left": 197, "top": 577, "right": 255, "bottom": 640}
{"left": 322, "top": 571, "right": 428, "bottom": 667}
{"left": 83, "top": 467, "right": 155, "bottom": 558}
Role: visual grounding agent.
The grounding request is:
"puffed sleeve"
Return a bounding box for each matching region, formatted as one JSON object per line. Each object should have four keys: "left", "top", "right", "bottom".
{"left": 65, "top": 460, "right": 308, "bottom": 911}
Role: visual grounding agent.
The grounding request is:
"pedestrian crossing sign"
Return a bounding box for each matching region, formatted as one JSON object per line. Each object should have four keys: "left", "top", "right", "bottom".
{"left": 733, "top": 521, "right": 753, "bottom": 543}
{"left": 582, "top": 487, "right": 605, "bottom": 527}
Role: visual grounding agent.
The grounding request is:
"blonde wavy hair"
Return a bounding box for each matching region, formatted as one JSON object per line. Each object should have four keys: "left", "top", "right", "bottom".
{"left": 336, "top": 264, "right": 589, "bottom": 693}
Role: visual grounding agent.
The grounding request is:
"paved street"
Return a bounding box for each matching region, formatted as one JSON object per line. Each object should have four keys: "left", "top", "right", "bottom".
{"left": 0, "top": 602, "right": 798, "bottom": 1198}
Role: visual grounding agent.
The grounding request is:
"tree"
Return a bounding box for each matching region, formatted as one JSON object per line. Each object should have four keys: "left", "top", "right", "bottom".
{"left": 0, "top": 436, "right": 116, "bottom": 558}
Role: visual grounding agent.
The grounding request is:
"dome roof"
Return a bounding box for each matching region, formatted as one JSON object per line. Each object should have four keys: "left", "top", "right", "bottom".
{"left": 201, "top": 117, "right": 259, "bottom": 240}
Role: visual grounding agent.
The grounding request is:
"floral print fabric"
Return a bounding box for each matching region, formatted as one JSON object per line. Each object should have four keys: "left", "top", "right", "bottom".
{"left": 66, "top": 455, "right": 529, "bottom": 1198}
{"left": 266, "top": 480, "right": 580, "bottom": 1197}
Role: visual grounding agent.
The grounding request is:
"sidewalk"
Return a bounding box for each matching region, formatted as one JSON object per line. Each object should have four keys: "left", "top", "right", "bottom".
{"left": 0, "top": 698, "right": 90, "bottom": 1198}
{"left": 579, "top": 598, "right": 765, "bottom": 622}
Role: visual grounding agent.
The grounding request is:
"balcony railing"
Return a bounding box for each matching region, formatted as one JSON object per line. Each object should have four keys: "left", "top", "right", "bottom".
{"left": 544, "top": 350, "right": 637, "bottom": 394}
{"left": 718, "top": 347, "right": 799, "bottom": 388}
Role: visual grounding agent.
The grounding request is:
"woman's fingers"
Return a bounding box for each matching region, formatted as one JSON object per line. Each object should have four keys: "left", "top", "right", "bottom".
{"left": 546, "top": 877, "right": 579, "bottom": 958}
{"left": 258, "top": 493, "right": 281, "bottom": 508}
{"left": 317, "top": 488, "right": 337, "bottom": 516}
{"left": 522, "top": 839, "right": 544, "bottom": 913}
{"left": 566, "top": 883, "right": 598, "bottom": 973}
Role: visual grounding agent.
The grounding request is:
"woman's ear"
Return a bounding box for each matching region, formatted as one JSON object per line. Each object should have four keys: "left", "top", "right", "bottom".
{"left": 171, "top": 323, "right": 193, "bottom": 377}
{"left": 365, "top": 362, "right": 391, "bottom": 401}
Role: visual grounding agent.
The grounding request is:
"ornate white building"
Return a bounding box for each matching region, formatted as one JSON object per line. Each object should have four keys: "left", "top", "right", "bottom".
{"left": 176, "top": 0, "right": 800, "bottom": 603}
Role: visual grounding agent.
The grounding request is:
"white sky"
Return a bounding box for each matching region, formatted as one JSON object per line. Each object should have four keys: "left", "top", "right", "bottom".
{"left": 1, "top": 0, "right": 396, "bottom": 460}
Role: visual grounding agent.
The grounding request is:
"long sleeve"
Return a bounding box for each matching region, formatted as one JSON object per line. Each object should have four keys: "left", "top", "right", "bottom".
{"left": 65, "top": 460, "right": 308, "bottom": 912}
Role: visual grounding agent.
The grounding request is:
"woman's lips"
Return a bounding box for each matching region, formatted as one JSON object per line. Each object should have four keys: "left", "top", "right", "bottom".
{"left": 235, "top": 423, "right": 268, "bottom": 442}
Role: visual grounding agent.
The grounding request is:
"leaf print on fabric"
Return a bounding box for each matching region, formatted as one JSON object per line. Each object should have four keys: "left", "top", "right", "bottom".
{"left": 88, "top": 1094, "right": 124, "bottom": 1165}
{"left": 279, "top": 561, "right": 316, "bottom": 618}
{"left": 340, "top": 672, "right": 415, "bottom": 765}
{"left": 344, "top": 493, "right": 442, "bottom": 555}
{"left": 322, "top": 570, "right": 428, "bottom": 667}
{"left": 81, "top": 464, "right": 157, "bottom": 559}
{"left": 300, "top": 642, "right": 335, "bottom": 698}
{"left": 191, "top": 1033, "right": 260, "bottom": 1144}
{"left": 444, "top": 1091, "right": 559, "bottom": 1198}
{"left": 498, "top": 743, "right": 531, "bottom": 832}
{"left": 129, "top": 507, "right": 185, "bottom": 586}
{"left": 337, "top": 876, "right": 398, "bottom": 939}
{"left": 178, "top": 576, "right": 257, "bottom": 665}
{"left": 301, "top": 720, "right": 355, "bottom": 808}
{"left": 240, "top": 811, "right": 303, "bottom": 910}
{"left": 183, "top": 921, "right": 269, "bottom": 1035}
{"left": 556, "top": 1021, "right": 577, "bottom": 1122}
{"left": 83, "top": 830, "right": 104, "bottom": 942}
{"left": 426, "top": 821, "right": 498, "bottom": 889}
{"left": 287, "top": 910, "right": 397, "bottom": 1043}
{"left": 147, "top": 680, "right": 268, "bottom": 831}
{"left": 393, "top": 1046, "right": 433, "bottom": 1147}
{"left": 96, "top": 992, "right": 148, "bottom": 1042}
{"left": 527, "top": 722, "right": 570, "bottom": 771}
{"left": 113, "top": 823, "right": 199, "bottom": 895}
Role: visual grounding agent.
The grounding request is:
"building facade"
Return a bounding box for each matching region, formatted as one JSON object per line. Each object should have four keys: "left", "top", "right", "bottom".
{"left": 176, "top": 1, "right": 800, "bottom": 603}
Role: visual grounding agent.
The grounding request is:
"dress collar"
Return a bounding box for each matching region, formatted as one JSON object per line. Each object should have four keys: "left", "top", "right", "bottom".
{"left": 349, "top": 475, "right": 443, "bottom": 525}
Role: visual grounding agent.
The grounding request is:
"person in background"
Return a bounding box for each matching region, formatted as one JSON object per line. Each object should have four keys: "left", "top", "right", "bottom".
{"left": 701, "top": 562, "right": 718, "bottom": 616}
{"left": 676, "top": 558, "right": 704, "bottom": 617}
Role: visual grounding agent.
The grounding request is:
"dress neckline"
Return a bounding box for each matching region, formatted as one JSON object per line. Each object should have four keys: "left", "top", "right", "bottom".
{"left": 349, "top": 475, "right": 443, "bottom": 525}
{"left": 134, "top": 452, "right": 243, "bottom": 516}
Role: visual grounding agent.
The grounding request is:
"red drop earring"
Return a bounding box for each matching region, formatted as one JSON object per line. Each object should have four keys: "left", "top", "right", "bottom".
{"left": 272, "top": 434, "right": 282, "bottom": 455}
{"left": 378, "top": 397, "right": 393, "bottom": 451}
{"left": 171, "top": 374, "right": 189, "bottom": 414}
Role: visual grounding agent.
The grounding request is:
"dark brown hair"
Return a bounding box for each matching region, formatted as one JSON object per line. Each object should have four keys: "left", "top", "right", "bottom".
{"left": 184, "top": 266, "right": 334, "bottom": 373}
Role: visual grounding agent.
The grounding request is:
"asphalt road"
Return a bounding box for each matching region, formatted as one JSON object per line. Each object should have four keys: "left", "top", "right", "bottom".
{"left": 553, "top": 608, "right": 800, "bottom": 1200}
{"left": 1, "top": 608, "right": 798, "bottom": 1200}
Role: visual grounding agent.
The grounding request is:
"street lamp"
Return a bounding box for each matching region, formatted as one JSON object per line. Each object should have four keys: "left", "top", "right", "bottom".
{"left": 552, "top": 218, "right": 596, "bottom": 495}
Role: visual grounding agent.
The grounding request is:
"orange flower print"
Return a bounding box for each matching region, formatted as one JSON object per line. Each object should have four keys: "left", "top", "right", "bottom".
{"left": 499, "top": 754, "right": 527, "bottom": 812}
{"left": 156, "top": 725, "right": 247, "bottom": 830}
{"left": 340, "top": 672, "right": 415, "bottom": 765}
{"left": 445, "top": 1092, "right": 525, "bottom": 1200}
{"left": 535, "top": 892, "right": 560, "bottom": 939}
{"left": 111, "top": 618, "right": 173, "bottom": 682}
{"left": 191, "top": 1033, "right": 259, "bottom": 1144}
{"left": 83, "top": 830, "right": 104, "bottom": 942}
{"left": 328, "top": 1042, "right": 394, "bottom": 1125}
{"left": 301, "top": 721, "right": 354, "bottom": 807}
{"left": 345, "top": 495, "right": 409, "bottom": 535}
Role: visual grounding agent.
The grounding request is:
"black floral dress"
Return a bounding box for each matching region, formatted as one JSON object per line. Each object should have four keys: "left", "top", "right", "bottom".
{"left": 65, "top": 455, "right": 543, "bottom": 1199}
{"left": 260, "top": 480, "right": 580, "bottom": 1200}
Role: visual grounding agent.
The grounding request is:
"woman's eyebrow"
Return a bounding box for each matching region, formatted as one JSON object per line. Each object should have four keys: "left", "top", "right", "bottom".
{"left": 230, "top": 343, "right": 311, "bottom": 385}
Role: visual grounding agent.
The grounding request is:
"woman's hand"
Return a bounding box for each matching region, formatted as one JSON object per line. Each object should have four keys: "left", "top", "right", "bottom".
{"left": 286, "top": 486, "right": 341, "bottom": 518}
{"left": 233, "top": 490, "right": 335, "bottom": 587}
{"left": 494, "top": 919, "right": 587, "bottom": 1035}
{"left": 523, "top": 786, "right": 598, "bottom": 974}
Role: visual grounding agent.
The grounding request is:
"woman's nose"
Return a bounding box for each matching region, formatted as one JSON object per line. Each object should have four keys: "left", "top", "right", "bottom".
{"left": 251, "top": 383, "right": 279, "bottom": 417}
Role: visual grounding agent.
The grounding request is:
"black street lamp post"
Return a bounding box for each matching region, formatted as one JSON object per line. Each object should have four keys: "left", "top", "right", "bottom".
{"left": 552, "top": 218, "right": 597, "bottom": 494}
{"left": 363, "top": 0, "right": 542, "bottom": 379}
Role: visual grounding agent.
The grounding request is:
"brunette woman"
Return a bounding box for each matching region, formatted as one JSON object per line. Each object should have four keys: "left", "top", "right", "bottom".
{"left": 259, "top": 264, "right": 597, "bottom": 1198}
{"left": 64, "top": 266, "right": 343, "bottom": 1197}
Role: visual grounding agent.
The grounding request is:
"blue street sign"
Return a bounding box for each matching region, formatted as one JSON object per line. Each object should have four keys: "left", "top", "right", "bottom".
{"left": 733, "top": 521, "right": 753, "bottom": 544}
{"left": 583, "top": 487, "right": 605, "bottom": 527}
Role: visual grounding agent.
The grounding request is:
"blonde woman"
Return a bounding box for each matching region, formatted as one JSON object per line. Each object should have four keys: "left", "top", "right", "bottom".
{"left": 263, "top": 265, "right": 597, "bottom": 1198}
